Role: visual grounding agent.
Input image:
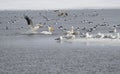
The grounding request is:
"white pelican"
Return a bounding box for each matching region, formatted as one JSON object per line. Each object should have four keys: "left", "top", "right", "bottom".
{"left": 113, "top": 28, "right": 117, "bottom": 33}
{"left": 64, "top": 26, "right": 80, "bottom": 35}
{"left": 96, "top": 32, "right": 104, "bottom": 38}
{"left": 112, "top": 28, "right": 120, "bottom": 39}
{"left": 65, "top": 26, "right": 74, "bottom": 35}
{"left": 55, "top": 36, "right": 63, "bottom": 41}
{"left": 55, "top": 35, "right": 75, "bottom": 41}
{"left": 109, "top": 28, "right": 120, "bottom": 39}
{"left": 109, "top": 28, "right": 117, "bottom": 33}
{"left": 24, "top": 16, "right": 43, "bottom": 34}
{"left": 109, "top": 34, "right": 116, "bottom": 39}
{"left": 85, "top": 32, "right": 92, "bottom": 38}
{"left": 64, "top": 34, "right": 75, "bottom": 40}
{"left": 55, "top": 26, "right": 76, "bottom": 41}
{"left": 40, "top": 26, "right": 54, "bottom": 35}
{"left": 104, "top": 33, "right": 120, "bottom": 39}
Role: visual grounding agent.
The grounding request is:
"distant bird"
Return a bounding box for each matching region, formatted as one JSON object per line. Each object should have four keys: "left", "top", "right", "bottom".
{"left": 82, "top": 27, "right": 86, "bottom": 30}
{"left": 113, "top": 25, "right": 116, "bottom": 27}
{"left": 24, "top": 16, "right": 43, "bottom": 33}
{"left": 64, "top": 26, "right": 80, "bottom": 35}
{"left": 55, "top": 35, "right": 75, "bottom": 41}
{"left": 88, "top": 21, "right": 93, "bottom": 24}
{"left": 58, "top": 12, "right": 68, "bottom": 17}
{"left": 96, "top": 32, "right": 104, "bottom": 38}
{"left": 65, "top": 35, "right": 75, "bottom": 39}
{"left": 117, "top": 24, "right": 120, "bottom": 26}
{"left": 40, "top": 26, "right": 54, "bottom": 35}
{"left": 54, "top": 10, "right": 60, "bottom": 12}
{"left": 85, "top": 32, "right": 92, "bottom": 38}
{"left": 89, "top": 28, "right": 93, "bottom": 32}
{"left": 113, "top": 28, "right": 117, "bottom": 33}
{"left": 65, "top": 13, "right": 68, "bottom": 16}
{"left": 109, "top": 28, "right": 117, "bottom": 33}
{"left": 21, "top": 26, "right": 23, "bottom": 28}
{"left": 58, "top": 26, "right": 67, "bottom": 32}
{"left": 58, "top": 26, "right": 63, "bottom": 30}
{"left": 75, "top": 27, "right": 80, "bottom": 31}
{"left": 55, "top": 36, "right": 63, "bottom": 41}
{"left": 64, "top": 26, "right": 74, "bottom": 35}
{"left": 73, "top": 27, "right": 80, "bottom": 35}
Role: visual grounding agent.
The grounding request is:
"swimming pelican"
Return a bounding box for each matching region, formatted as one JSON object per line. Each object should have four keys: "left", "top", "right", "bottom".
{"left": 24, "top": 16, "right": 43, "bottom": 34}
{"left": 113, "top": 28, "right": 117, "bottom": 33}
{"left": 109, "top": 28, "right": 117, "bottom": 33}
{"left": 65, "top": 26, "right": 74, "bottom": 35}
{"left": 85, "top": 32, "right": 92, "bottom": 38}
{"left": 55, "top": 35, "right": 75, "bottom": 41}
{"left": 55, "top": 26, "right": 75, "bottom": 41}
{"left": 55, "top": 36, "right": 63, "bottom": 41}
{"left": 64, "top": 34, "right": 75, "bottom": 40}
{"left": 40, "top": 26, "right": 54, "bottom": 35}
{"left": 64, "top": 26, "right": 80, "bottom": 35}
{"left": 96, "top": 32, "right": 104, "bottom": 38}
{"left": 112, "top": 28, "right": 120, "bottom": 39}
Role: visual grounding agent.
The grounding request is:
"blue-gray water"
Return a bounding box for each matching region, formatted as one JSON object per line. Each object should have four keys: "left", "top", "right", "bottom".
{"left": 0, "top": 9, "right": 120, "bottom": 74}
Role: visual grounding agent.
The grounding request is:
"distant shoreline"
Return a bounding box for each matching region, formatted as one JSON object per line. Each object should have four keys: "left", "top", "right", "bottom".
{"left": 0, "top": 8, "right": 120, "bottom": 11}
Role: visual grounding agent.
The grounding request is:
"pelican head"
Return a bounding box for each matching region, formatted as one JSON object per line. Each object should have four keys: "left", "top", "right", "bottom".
{"left": 70, "top": 26, "right": 74, "bottom": 33}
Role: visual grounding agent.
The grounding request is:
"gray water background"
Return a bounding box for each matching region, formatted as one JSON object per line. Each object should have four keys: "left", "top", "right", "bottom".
{"left": 0, "top": 9, "right": 120, "bottom": 74}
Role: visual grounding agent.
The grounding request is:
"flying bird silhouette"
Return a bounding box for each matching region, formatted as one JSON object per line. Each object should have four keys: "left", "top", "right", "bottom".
{"left": 24, "top": 16, "right": 43, "bottom": 34}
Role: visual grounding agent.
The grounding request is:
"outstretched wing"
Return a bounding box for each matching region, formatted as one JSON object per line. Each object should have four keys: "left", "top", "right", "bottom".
{"left": 24, "top": 16, "right": 34, "bottom": 28}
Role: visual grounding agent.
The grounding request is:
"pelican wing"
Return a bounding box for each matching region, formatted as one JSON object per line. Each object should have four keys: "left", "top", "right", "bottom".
{"left": 24, "top": 16, "right": 34, "bottom": 28}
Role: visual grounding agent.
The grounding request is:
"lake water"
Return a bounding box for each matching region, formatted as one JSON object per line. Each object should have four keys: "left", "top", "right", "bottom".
{"left": 0, "top": 10, "right": 120, "bottom": 74}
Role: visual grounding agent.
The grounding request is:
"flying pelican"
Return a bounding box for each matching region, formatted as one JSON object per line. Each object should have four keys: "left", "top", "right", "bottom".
{"left": 40, "top": 26, "right": 54, "bottom": 35}
{"left": 24, "top": 16, "right": 43, "bottom": 34}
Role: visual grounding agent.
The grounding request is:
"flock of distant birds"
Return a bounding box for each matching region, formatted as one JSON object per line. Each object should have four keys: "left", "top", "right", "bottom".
{"left": 2, "top": 10, "right": 120, "bottom": 43}
{"left": 23, "top": 15, "right": 120, "bottom": 42}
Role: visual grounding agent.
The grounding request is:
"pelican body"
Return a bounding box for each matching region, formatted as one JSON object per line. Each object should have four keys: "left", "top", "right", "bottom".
{"left": 24, "top": 16, "right": 43, "bottom": 34}
{"left": 41, "top": 26, "right": 54, "bottom": 35}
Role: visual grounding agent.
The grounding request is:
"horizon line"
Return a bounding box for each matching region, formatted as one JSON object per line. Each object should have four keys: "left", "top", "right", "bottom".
{"left": 0, "top": 7, "right": 120, "bottom": 11}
